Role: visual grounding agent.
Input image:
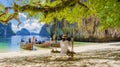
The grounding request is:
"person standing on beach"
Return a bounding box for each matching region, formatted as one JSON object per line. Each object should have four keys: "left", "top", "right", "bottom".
{"left": 28, "top": 38, "right": 31, "bottom": 43}
{"left": 60, "top": 34, "right": 69, "bottom": 55}
{"left": 32, "top": 36, "right": 36, "bottom": 44}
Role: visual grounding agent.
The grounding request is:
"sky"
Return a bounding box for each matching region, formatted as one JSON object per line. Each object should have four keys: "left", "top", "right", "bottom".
{"left": 11, "top": 13, "right": 44, "bottom": 33}
{"left": 0, "top": 0, "right": 43, "bottom": 33}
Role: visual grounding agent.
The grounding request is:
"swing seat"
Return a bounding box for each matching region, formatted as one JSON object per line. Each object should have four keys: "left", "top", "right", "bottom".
{"left": 67, "top": 50, "right": 76, "bottom": 56}
{"left": 51, "top": 49, "right": 60, "bottom": 53}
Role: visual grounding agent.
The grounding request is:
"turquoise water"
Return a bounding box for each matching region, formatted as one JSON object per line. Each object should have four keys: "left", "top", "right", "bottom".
{"left": 0, "top": 35, "right": 49, "bottom": 52}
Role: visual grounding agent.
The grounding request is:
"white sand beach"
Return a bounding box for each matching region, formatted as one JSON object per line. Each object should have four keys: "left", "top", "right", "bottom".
{"left": 0, "top": 42, "right": 120, "bottom": 67}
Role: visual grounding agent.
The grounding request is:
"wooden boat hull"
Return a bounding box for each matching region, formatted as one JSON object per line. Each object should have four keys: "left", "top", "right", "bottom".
{"left": 20, "top": 43, "right": 33, "bottom": 50}
{"left": 51, "top": 42, "right": 60, "bottom": 48}
{"left": 34, "top": 44, "right": 50, "bottom": 48}
{"left": 34, "top": 42, "right": 60, "bottom": 48}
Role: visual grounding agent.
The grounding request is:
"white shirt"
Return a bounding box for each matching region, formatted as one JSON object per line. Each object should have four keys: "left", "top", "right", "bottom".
{"left": 60, "top": 40, "right": 68, "bottom": 49}
{"left": 60, "top": 40, "right": 69, "bottom": 55}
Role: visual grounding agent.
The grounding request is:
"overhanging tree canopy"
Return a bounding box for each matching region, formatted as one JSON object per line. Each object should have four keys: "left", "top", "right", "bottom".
{"left": 0, "top": 0, "right": 120, "bottom": 29}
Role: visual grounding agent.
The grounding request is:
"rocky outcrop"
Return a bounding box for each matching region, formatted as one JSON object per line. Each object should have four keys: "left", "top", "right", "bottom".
{"left": 30, "top": 32, "right": 39, "bottom": 35}
{"left": 74, "top": 17, "right": 120, "bottom": 42}
{"left": 0, "top": 23, "right": 15, "bottom": 36}
{"left": 16, "top": 28, "right": 30, "bottom": 35}
{"left": 39, "top": 25, "right": 50, "bottom": 38}
{"left": 48, "top": 18, "right": 120, "bottom": 42}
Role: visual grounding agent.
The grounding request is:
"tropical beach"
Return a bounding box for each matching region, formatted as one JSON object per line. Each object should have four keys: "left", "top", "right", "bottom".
{"left": 0, "top": 0, "right": 120, "bottom": 67}
{"left": 0, "top": 42, "right": 120, "bottom": 67}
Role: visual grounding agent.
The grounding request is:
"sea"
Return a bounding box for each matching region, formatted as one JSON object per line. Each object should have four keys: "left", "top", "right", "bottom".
{"left": 0, "top": 35, "right": 50, "bottom": 52}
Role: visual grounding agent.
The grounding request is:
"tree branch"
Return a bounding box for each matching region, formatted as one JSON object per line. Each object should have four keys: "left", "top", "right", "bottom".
{"left": 14, "top": 0, "right": 89, "bottom": 14}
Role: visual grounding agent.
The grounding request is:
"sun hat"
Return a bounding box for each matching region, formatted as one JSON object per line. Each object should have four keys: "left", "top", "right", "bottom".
{"left": 62, "top": 34, "right": 67, "bottom": 38}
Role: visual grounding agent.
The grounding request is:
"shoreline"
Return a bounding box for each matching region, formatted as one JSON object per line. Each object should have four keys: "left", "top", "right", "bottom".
{"left": 0, "top": 42, "right": 120, "bottom": 67}
{"left": 0, "top": 42, "right": 119, "bottom": 59}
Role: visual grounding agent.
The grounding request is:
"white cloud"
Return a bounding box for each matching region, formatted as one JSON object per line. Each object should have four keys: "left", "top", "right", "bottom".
{"left": 12, "top": 13, "right": 45, "bottom": 33}
{"left": 24, "top": 19, "right": 30, "bottom": 23}
{"left": 12, "top": 24, "right": 22, "bottom": 33}
{"left": 19, "top": 13, "right": 27, "bottom": 19}
{"left": 23, "top": 19, "right": 40, "bottom": 33}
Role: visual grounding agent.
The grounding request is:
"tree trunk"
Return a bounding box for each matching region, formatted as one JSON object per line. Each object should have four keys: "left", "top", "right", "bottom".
{"left": 71, "top": 28, "right": 74, "bottom": 58}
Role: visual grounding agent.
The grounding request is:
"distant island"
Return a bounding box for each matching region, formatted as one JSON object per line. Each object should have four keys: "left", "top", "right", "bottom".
{"left": 0, "top": 23, "right": 50, "bottom": 38}
{"left": 0, "top": 23, "right": 15, "bottom": 37}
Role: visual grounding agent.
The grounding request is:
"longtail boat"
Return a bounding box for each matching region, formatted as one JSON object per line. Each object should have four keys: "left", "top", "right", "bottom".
{"left": 20, "top": 43, "right": 33, "bottom": 50}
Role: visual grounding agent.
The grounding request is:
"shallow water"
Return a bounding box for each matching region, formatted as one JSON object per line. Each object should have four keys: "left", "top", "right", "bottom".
{"left": 0, "top": 35, "right": 49, "bottom": 52}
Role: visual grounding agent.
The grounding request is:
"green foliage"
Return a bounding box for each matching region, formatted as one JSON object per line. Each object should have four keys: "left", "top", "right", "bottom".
{"left": 41, "top": 2, "right": 88, "bottom": 23}
{"left": 0, "top": 4, "right": 4, "bottom": 11}
{"left": 85, "top": 0, "right": 120, "bottom": 29}
{"left": 45, "top": 0, "right": 62, "bottom": 7}
{"left": 0, "top": 13, "right": 10, "bottom": 21}
{"left": 0, "top": 0, "right": 120, "bottom": 30}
